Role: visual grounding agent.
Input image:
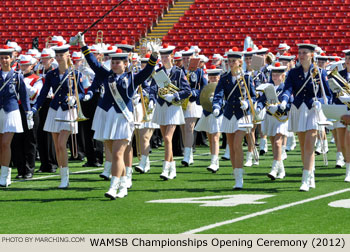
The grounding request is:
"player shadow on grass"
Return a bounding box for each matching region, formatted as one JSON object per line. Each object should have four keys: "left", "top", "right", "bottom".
{"left": 0, "top": 196, "right": 102, "bottom": 203}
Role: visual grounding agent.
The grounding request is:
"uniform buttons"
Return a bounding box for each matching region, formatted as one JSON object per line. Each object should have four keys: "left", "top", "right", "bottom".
{"left": 233, "top": 105, "right": 235, "bottom": 108}
{"left": 59, "top": 102, "right": 61, "bottom": 104}
{"left": 112, "top": 102, "right": 114, "bottom": 105}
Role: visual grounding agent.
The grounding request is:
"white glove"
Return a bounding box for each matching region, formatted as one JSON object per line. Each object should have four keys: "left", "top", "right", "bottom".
{"left": 267, "top": 104, "right": 278, "bottom": 114}
{"left": 209, "top": 96, "right": 213, "bottom": 103}
{"left": 312, "top": 100, "right": 322, "bottom": 111}
{"left": 279, "top": 100, "right": 287, "bottom": 111}
{"left": 150, "top": 41, "right": 160, "bottom": 58}
{"left": 339, "top": 95, "right": 350, "bottom": 103}
{"left": 163, "top": 93, "right": 175, "bottom": 103}
{"left": 132, "top": 93, "right": 141, "bottom": 105}
{"left": 70, "top": 32, "right": 86, "bottom": 46}
{"left": 240, "top": 100, "right": 249, "bottom": 110}
{"left": 148, "top": 100, "right": 154, "bottom": 110}
{"left": 83, "top": 94, "right": 91, "bottom": 101}
{"left": 213, "top": 108, "right": 220, "bottom": 117}
{"left": 67, "top": 96, "right": 76, "bottom": 107}
{"left": 26, "top": 111, "right": 34, "bottom": 130}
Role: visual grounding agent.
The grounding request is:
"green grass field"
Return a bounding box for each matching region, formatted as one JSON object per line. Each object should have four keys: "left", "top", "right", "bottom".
{"left": 1, "top": 138, "right": 350, "bottom": 234}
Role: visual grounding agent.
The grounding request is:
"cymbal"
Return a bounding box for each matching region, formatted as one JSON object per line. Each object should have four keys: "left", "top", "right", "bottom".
{"left": 200, "top": 82, "right": 217, "bottom": 112}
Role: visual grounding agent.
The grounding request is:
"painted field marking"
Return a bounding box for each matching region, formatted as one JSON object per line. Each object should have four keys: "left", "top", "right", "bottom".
{"left": 147, "top": 194, "right": 274, "bottom": 207}
{"left": 182, "top": 188, "right": 350, "bottom": 234}
{"left": 329, "top": 199, "right": 350, "bottom": 209}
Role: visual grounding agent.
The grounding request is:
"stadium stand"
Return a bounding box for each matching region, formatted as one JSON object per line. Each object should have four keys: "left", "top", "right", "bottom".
{"left": 162, "top": 0, "right": 350, "bottom": 55}
{"left": 0, "top": 0, "right": 173, "bottom": 50}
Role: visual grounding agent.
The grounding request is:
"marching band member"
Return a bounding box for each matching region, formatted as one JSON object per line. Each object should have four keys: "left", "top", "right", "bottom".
{"left": 77, "top": 33, "right": 158, "bottom": 199}
{"left": 11, "top": 55, "right": 43, "bottom": 179}
{"left": 276, "top": 43, "right": 291, "bottom": 60}
{"left": 212, "top": 47, "right": 256, "bottom": 190}
{"left": 134, "top": 54, "right": 160, "bottom": 173}
{"left": 173, "top": 51, "right": 183, "bottom": 68}
{"left": 32, "top": 40, "right": 85, "bottom": 189}
{"left": 181, "top": 47, "right": 208, "bottom": 166}
{"left": 279, "top": 53, "right": 297, "bottom": 152}
{"left": 6, "top": 41, "right": 22, "bottom": 71}
{"left": 256, "top": 62, "right": 293, "bottom": 180}
{"left": 90, "top": 46, "right": 116, "bottom": 178}
{"left": 243, "top": 47, "right": 262, "bottom": 165}
{"left": 317, "top": 53, "right": 344, "bottom": 168}
{"left": 279, "top": 41, "right": 332, "bottom": 191}
{"left": 150, "top": 44, "right": 191, "bottom": 180}
{"left": 332, "top": 49, "right": 350, "bottom": 182}
{"left": 0, "top": 46, "right": 31, "bottom": 187}
{"left": 195, "top": 65, "right": 223, "bottom": 172}
{"left": 36, "top": 48, "right": 58, "bottom": 173}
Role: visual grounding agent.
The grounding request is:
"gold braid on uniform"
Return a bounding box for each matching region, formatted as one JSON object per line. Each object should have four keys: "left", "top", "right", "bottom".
{"left": 83, "top": 48, "right": 91, "bottom": 56}
{"left": 148, "top": 58, "right": 157, "bottom": 66}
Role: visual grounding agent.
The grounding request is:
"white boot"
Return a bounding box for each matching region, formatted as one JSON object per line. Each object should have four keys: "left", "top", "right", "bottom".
{"left": 168, "top": 161, "right": 177, "bottom": 179}
{"left": 309, "top": 166, "right": 315, "bottom": 189}
{"left": 282, "top": 146, "right": 287, "bottom": 160}
{"left": 244, "top": 152, "right": 253, "bottom": 167}
{"left": 125, "top": 166, "right": 133, "bottom": 189}
{"left": 222, "top": 144, "right": 230, "bottom": 160}
{"left": 181, "top": 147, "right": 191, "bottom": 166}
{"left": 267, "top": 160, "right": 278, "bottom": 180}
{"left": 259, "top": 138, "right": 268, "bottom": 155}
{"left": 207, "top": 155, "right": 219, "bottom": 173}
{"left": 135, "top": 155, "right": 147, "bottom": 173}
{"left": 336, "top": 152, "right": 345, "bottom": 168}
{"left": 105, "top": 176, "right": 120, "bottom": 200}
{"left": 0, "top": 166, "right": 11, "bottom": 187}
{"left": 160, "top": 161, "right": 170, "bottom": 180}
{"left": 276, "top": 160, "right": 286, "bottom": 179}
{"left": 345, "top": 163, "right": 350, "bottom": 182}
{"left": 253, "top": 152, "right": 259, "bottom": 165}
{"left": 116, "top": 176, "right": 128, "bottom": 198}
{"left": 189, "top": 147, "right": 194, "bottom": 165}
{"left": 300, "top": 169, "right": 311, "bottom": 192}
{"left": 323, "top": 139, "right": 329, "bottom": 154}
{"left": 315, "top": 139, "right": 321, "bottom": 155}
{"left": 100, "top": 161, "right": 112, "bottom": 180}
{"left": 286, "top": 134, "right": 296, "bottom": 151}
{"left": 58, "top": 167, "right": 69, "bottom": 189}
{"left": 144, "top": 156, "right": 150, "bottom": 173}
{"left": 233, "top": 168, "right": 244, "bottom": 190}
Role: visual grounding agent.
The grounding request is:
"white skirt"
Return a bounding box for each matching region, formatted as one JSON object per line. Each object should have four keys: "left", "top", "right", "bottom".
{"left": 92, "top": 107, "right": 134, "bottom": 142}
{"left": 138, "top": 105, "right": 160, "bottom": 129}
{"left": 0, "top": 109, "right": 23, "bottom": 133}
{"left": 183, "top": 101, "right": 203, "bottom": 118}
{"left": 44, "top": 107, "right": 78, "bottom": 134}
{"left": 195, "top": 113, "right": 223, "bottom": 134}
{"left": 288, "top": 103, "right": 327, "bottom": 132}
{"left": 262, "top": 114, "right": 289, "bottom": 137}
{"left": 220, "top": 115, "right": 251, "bottom": 133}
{"left": 152, "top": 102, "right": 185, "bottom": 126}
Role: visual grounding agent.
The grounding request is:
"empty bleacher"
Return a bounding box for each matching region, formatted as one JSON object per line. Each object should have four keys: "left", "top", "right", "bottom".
{"left": 162, "top": 0, "right": 350, "bottom": 55}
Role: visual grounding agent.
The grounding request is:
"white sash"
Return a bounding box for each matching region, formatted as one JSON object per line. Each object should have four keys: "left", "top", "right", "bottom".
{"left": 108, "top": 81, "right": 133, "bottom": 123}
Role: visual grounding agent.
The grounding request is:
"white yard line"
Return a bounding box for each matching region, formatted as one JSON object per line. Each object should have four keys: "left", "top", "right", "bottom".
{"left": 11, "top": 152, "right": 212, "bottom": 184}
{"left": 182, "top": 188, "right": 350, "bottom": 234}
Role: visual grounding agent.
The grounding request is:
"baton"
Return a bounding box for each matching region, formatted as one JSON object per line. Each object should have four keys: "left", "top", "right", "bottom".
{"left": 69, "top": 0, "right": 131, "bottom": 45}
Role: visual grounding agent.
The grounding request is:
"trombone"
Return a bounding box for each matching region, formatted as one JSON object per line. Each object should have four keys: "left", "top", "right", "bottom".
{"left": 236, "top": 69, "right": 259, "bottom": 163}
{"left": 95, "top": 30, "right": 103, "bottom": 47}
{"left": 311, "top": 66, "right": 329, "bottom": 166}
